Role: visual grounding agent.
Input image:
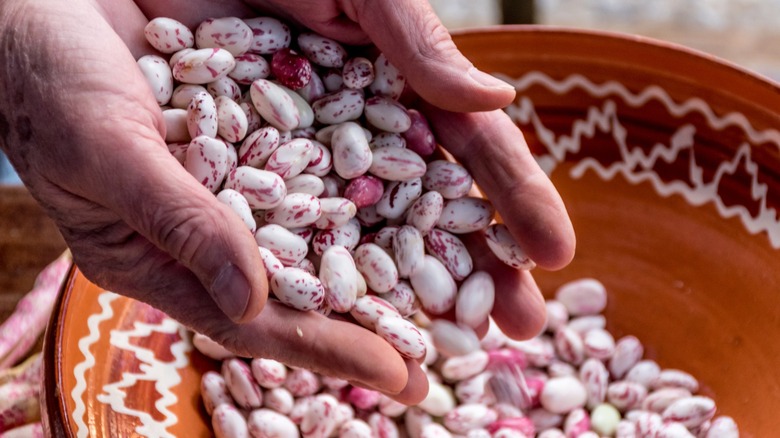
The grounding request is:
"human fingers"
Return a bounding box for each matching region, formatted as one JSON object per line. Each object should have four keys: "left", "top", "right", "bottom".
{"left": 1, "top": 0, "right": 267, "bottom": 323}
{"left": 423, "top": 105, "right": 576, "bottom": 271}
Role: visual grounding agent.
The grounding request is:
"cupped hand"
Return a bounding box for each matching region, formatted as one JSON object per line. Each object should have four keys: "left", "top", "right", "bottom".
{"left": 0, "top": 0, "right": 574, "bottom": 404}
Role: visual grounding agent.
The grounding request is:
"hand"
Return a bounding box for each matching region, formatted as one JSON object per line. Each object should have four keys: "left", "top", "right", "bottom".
{"left": 0, "top": 0, "right": 574, "bottom": 404}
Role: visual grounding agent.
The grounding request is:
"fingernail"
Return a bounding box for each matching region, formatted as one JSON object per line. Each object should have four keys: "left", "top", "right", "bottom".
{"left": 211, "top": 262, "right": 251, "bottom": 322}
{"left": 468, "top": 67, "right": 515, "bottom": 91}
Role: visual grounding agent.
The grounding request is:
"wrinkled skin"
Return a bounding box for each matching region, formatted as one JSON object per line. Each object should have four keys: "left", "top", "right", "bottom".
{"left": 0, "top": 0, "right": 575, "bottom": 403}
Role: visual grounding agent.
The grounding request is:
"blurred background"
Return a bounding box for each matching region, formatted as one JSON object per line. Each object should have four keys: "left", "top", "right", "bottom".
{"left": 3, "top": 0, "right": 780, "bottom": 184}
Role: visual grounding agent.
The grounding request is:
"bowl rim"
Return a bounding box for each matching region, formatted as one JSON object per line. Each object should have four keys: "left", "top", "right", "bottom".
{"left": 451, "top": 24, "right": 780, "bottom": 96}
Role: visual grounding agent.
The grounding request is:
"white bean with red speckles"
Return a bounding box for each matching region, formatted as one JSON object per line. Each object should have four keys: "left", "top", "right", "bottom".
{"left": 582, "top": 328, "right": 615, "bottom": 360}
{"left": 341, "top": 56, "right": 374, "bottom": 89}
{"left": 315, "top": 122, "right": 371, "bottom": 146}
{"left": 370, "top": 225, "right": 397, "bottom": 254}
{"left": 263, "top": 387, "right": 294, "bottom": 414}
{"left": 264, "top": 138, "right": 314, "bottom": 180}
{"left": 163, "top": 108, "right": 190, "bottom": 143}
{"left": 270, "top": 267, "right": 324, "bottom": 311}
{"left": 455, "top": 372, "right": 495, "bottom": 406}
{"left": 217, "top": 189, "right": 257, "bottom": 232}
{"left": 642, "top": 387, "right": 693, "bottom": 413}
{"left": 318, "top": 245, "right": 358, "bottom": 313}
{"left": 607, "top": 381, "right": 648, "bottom": 412}
{"left": 364, "top": 96, "right": 411, "bottom": 133}
{"left": 312, "top": 89, "right": 365, "bottom": 125}
{"left": 376, "top": 178, "right": 423, "bottom": 220}
{"left": 301, "top": 394, "right": 340, "bottom": 438}
{"left": 255, "top": 224, "right": 308, "bottom": 266}
{"left": 658, "top": 422, "right": 696, "bottom": 438}
{"left": 225, "top": 166, "right": 287, "bottom": 209}
{"left": 424, "top": 228, "right": 473, "bottom": 281}
{"left": 349, "top": 295, "right": 400, "bottom": 330}
{"left": 662, "top": 396, "right": 716, "bottom": 429}
{"left": 706, "top": 416, "right": 738, "bottom": 438}
{"left": 229, "top": 53, "right": 270, "bottom": 84}
{"left": 609, "top": 336, "right": 644, "bottom": 380}
{"left": 343, "top": 175, "right": 384, "bottom": 208}
{"left": 195, "top": 17, "right": 252, "bottom": 56}
{"left": 171, "top": 84, "right": 207, "bottom": 109}
{"left": 207, "top": 76, "right": 242, "bottom": 101}
{"left": 311, "top": 218, "right": 360, "bottom": 255}
{"left": 340, "top": 419, "right": 373, "bottom": 438}
{"left": 222, "top": 358, "right": 264, "bottom": 409}
{"left": 567, "top": 315, "right": 606, "bottom": 335}
{"left": 376, "top": 315, "right": 427, "bottom": 360}
{"left": 353, "top": 243, "right": 398, "bottom": 293}
{"left": 186, "top": 136, "right": 228, "bottom": 192}
{"left": 634, "top": 411, "right": 663, "bottom": 437}
{"left": 579, "top": 358, "right": 609, "bottom": 409}
{"left": 555, "top": 278, "right": 608, "bottom": 316}
{"left": 212, "top": 403, "right": 249, "bottom": 438}
{"left": 264, "top": 193, "right": 321, "bottom": 228}
{"left": 250, "top": 358, "right": 287, "bottom": 389}
{"left": 537, "top": 430, "right": 566, "bottom": 438}
{"left": 239, "top": 127, "right": 280, "bottom": 168}
{"left": 422, "top": 160, "right": 474, "bottom": 199}
{"left": 430, "top": 319, "right": 481, "bottom": 358}
{"left": 296, "top": 69, "right": 326, "bottom": 104}
{"left": 456, "top": 271, "right": 495, "bottom": 329}
{"left": 303, "top": 140, "right": 333, "bottom": 177}
{"left": 562, "top": 408, "right": 590, "bottom": 437}
{"left": 257, "top": 246, "right": 283, "bottom": 279}
{"left": 297, "top": 33, "right": 347, "bottom": 68}
{"left": 441, "top": 350, "right": 489, "bottom": 382}
{"left": 406, "top": 190, "right": 444, "bottom": 235}
{"left": 540, "top": 375, "right": 588, "bottom": 415}
{"left": 443, "top": 403, "right": 498, "bottom": 434}
{"left": 370, "top": 132, "right": 406, "bottom": 149}
{"left": 437, "top": 197, "right": 495, "bottom": 234}
{"left": 250, "top": 79, "right": 301, "bottom": 131}
{"left": 186, "top": 90, "right": 218, "bottom": 139}
{"left": 330, "top": 121, "right": 373, "bottom": 179}
{"left": 484, "top": 223, "right": 536, "bottom": 270}
{"left": 247, "top": 408, "right": 300, "bottom": 438}
{"left": 137, "top": 55, "right": 173, "bottom": 105}
{"left": 377, "top": 395, "right": 408, "bottom": 418}
{"left": 169, "top": 47, "right": 195, "bottom": 68}
{"left": 625, "top": 360, "right": 661, "bottom": 389}
{"left": 313, "top": 197, "right": 356, "bottom": 230}
{"left": 370, "top": 53, "right": 405, "bottom": 100}
{"left": 144, "top": 17, "right": 194, "bottom": 54}
{"left": 284, "top": 368, "right": 322, "bottom": 397}
{"left": 652, "top": 369, "right": 700, "bottom": 393}
{"left": 201, "top": 371, "right": 235, "bottom": 415}
{"left": 378, "top": 280, "right": 419, "bottom": 317}
{"left": 215, "top": 96, "right": 248, "bottom": 142}
{"left": 410, "top": 255, "right": 457, "bottom": 315}
{"left": 393, "top": 225, "right": 425, "bottom": 278}
{"left": 244, "top": 17, "right": 291, "bottom": 54}
{"left": 173, "top": 48, "right": 236, "bottom": 84}
{"left": 240, "top": 101, "right": 263, "bottom": 133}
{"left": 369, "top": 146, "right": 427, "bottom": 181}
{"left": 284, "top": 174, "right": 325, "bottom": 197}
{"left": 615, "top": 420, "right": 638, "bottom": 438}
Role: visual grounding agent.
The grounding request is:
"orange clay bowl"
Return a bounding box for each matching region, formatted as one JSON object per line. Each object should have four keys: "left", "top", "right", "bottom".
{"left": 43, "top": 26, "right": 780, "bottom": 436}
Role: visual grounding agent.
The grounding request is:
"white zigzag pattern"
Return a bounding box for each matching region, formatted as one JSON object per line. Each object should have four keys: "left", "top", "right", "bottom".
{"left": 499, "top": 71, "right": 780, "bottom": 248}
{"left": 95, "top": 314, "right": 192, "bottom": 438}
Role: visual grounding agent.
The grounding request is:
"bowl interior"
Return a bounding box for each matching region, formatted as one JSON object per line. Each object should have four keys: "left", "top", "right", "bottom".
{"left": 453, "top": 26, "right": 780, "bottom": 435}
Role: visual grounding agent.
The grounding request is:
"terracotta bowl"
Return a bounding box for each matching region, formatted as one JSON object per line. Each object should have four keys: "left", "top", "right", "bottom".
{"left": 43, "top": 26, "right": 780, "bottom": 436}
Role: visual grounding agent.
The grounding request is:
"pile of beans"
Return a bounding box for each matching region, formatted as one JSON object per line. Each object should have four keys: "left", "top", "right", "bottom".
{"left": 136, "top": 14, "right": 739, "bottom": 438}
{"left": 193, "top": 278, "right": 739, "bottom": 438}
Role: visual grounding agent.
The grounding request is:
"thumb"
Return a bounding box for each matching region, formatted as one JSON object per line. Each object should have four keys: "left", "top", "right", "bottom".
{"left": 348, "top": 0, "right": 516, "bottom": 112}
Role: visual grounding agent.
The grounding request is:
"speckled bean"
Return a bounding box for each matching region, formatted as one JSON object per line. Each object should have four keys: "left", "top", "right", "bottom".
{"left": 265, "top": 138, "right": 314, "bottom": 180}
{"left": 301, "top": 394, "right": 340, "bottom": 438}
{"left": 662, "top": 396, "right": 716, "bottom": 429}
{"left": 225, "top": 166, "right": 287, "bottom": 209}
{"left": 173, "top": 48, "right": 236, "bottom": 84}
{"left": 376, "top": 315, "right": 427, "bottom": 360}
{"left": 555, "top": 278, "right": 608, "bottom": 316}
{"left": 625, "top": 360, "right": 661, "bottom": 388}
{"left": 215, "top": 95, "right": 248, "bottom": 142}
{"left": 262, "top": 387, "right": 294, "bottom": 414}
{"left": 137, "top": 55, "right": 173, "bottom": 105}
{"left": 652, "top": 369, "right": 699, "bottom": 393}
{"left": 195, "top": 17, "right": 252, "bottom": 56}
{"left": 285, "top": 368, "right": 321, "bottom": 397}
{"left": 238, "top": 127, "right": 279, "bottom": 168}
{"left": 609, "top": 336, "right": 644, "bottom": 379}
{"left": 284, "top": 173, "right": 325, "bottom": 196}
{"left": 430, "top": 319, "right": 481, "bottom": 357}
{"left": 313, "top": 197, "right": 356, "bottom": 229}
{"left": 422, "top": 160, "right": 473, "bottom": 199}
{"left": 343, "top": 175, "right": 384, "bottom": 208}
{"left": 406, "top": 190, "right": 444, "bottom": 235}
{"left": 607, "top": 381, "right": 648, "bottom": 412}
{"left": 438, "top": 197, "right": 495, "bottom": 234}
{"left": 270, "top": 267, "right": 325, "bottom": 311}
{"left": 212, "top": 403, "right": 249, "bottom": 438}
{"left": 377, "top": 280, "right": 419, "bottom": 317}
{"left": 144, "top": 17, "right": 194, "bottom": 54}
{"left": 349, "top": 295, "right": 400, "bottom": 330}
{"left": 185, "top": 135, "right": 228, "bottom": 192}
{"left": 340, "top": 419, "right": 373, "bottom": 438}
{"left": 244, "top": 17, "right": 291, "bottom": 54}
{"left": 258, "top": 246, "right": 284, "bottom": 278}
{"left": 318, "top": 245, "right": 359, "bottom": 313}
{"left": 312, "top": 89, "right": 365, "bottom": 125}
{"left": 353, "top": 243, "right": 399, "bottom": 293}
{"left": 297, "top": 33, "right": 347, "bottom": 68}
{"left": 583, "top": 327, "right": 615, "bottom": 360}
{"left": 312, "top": 217, "right": 361, "bottom": 255}
{"left": 403, "top": 109, "right": 437, "bottom": 157}
{"left": 634, "top": 411, "right": 663, "bottom": 437}
{"left": 304, "top": 140, "right": 333, "bottom": 177}
{"left": 484, "top": 223, "right": 535, "bottom": 270}
{"left": 441, "top": 350, "right": 489, "bottom": 382}
{"left": 264, "top": 193, "right": 322, "bottom": 228}
{"left": 369, "top": 53, "right": 405, "bottom": 100}
{"left": 410, "top": 255, "right": 457, "bottom": 315}
{"left": 424, "top": 228, "right": 473, "bottom": 281}
{"left": 376, "top": 178, "right": 423, "bottom": 220}
{"left": 370, "top": 132, "right": 406, "bottom": 149}
{"left": 248, "top": 409, "right": 300, "bottom": 438}
{"left": 250, "top": 79, "right": 301, "bottom": 131}
{"left": 579, "top": 358, "right": 609, "bottom": 409}
{"left": 369, "top": 146, "right": 427, "bottom": 181}
{"left": 254, "top": 224, "right": 309, "bottom": 265}
{"left": 706, "top": 416, "right": 739, "bottom": 438}
{"left": 170, "top": 84, "right": 207, "bottom": 109}
{"left": 207, "top": 76, "right": 242, "bottom": 101}
{"left": 393, "top": 225, "right": 425, "bottom": 278}
{"left": 222, "top": 358, "right": 263, "bottom": 409}
{"left": 454, "top": 271, "right": 495, "bottom": 329}
{"left": 540, "top": 375, "right": 588, "bottom": 415}
{"left": 364, "top": 96, "right": 411, "bottom": 133}
{"left": 186, "top": 90, "right": 218, "bottom": 139}
{"left": 331, "top": 121, "right": 373, "bottom": 179}
{"left": 250, "top": 358, "right": 287, "bottom": 389}
{"left": 201, "top": 371, "right": 235, "bottom": 415}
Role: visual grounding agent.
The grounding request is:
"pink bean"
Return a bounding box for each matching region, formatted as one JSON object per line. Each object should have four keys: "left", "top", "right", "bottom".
{"left": 343, "top": 175, "right": 384, "bottom": 208}
{"left": 403, "top": 109, "right": 437, "bottom": 157}
{"left": 271, "top": 48, "right": 313, "bottom": 90}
